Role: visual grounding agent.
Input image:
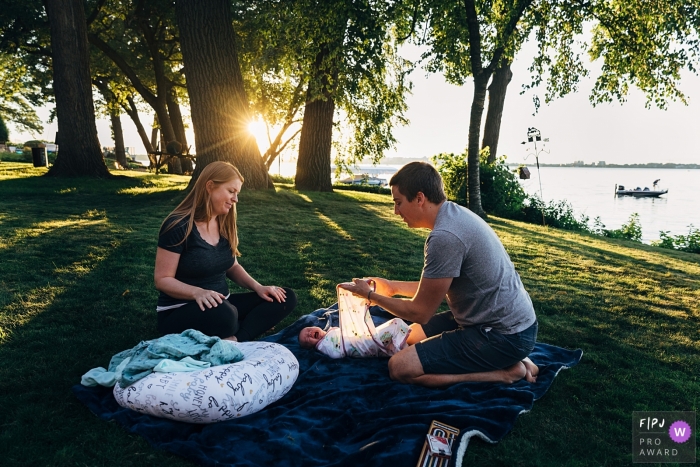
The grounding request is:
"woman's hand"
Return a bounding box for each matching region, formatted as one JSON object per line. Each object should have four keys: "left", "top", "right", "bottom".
{"left": 255, "top": 285, "right": 287, "bottom": 303}
{"left": 193, "top": 288, "right": 226, "bottom": 311}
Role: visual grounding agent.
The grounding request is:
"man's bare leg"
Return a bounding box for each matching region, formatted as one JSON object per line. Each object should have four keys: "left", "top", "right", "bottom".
{"left": 388, "top": 346, "right": 529, "bottom": 388}
{"left": 224, "top": 336, "right": 238, "bottom": 342}
{"left": 406, "top": 323, "right": 426, "bottom": 345}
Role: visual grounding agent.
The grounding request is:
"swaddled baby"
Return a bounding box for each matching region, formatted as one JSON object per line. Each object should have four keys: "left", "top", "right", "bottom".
{"left": 298, "top": 318, "right": 410, "bottom": 358}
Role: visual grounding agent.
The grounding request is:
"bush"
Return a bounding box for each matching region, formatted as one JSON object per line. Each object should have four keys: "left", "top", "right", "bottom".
{"left": 652, "top": 225, "right": 700, "bottom": 254}
{"left": 0, "top": 151, "right": 30, "bottom": 162}
{"left": 270, "top": 174, "right": 294, "bottom": 184}
{"left": 522, "top": 196, "right": 591, "bottom": 232}
{"left": 431, "top": 148, "right": 528, "bottom": 218}
{"left": 593, "top": 213, "right": 643, "bottom": 242}
{"left": 432, "top": 149, "right": 590, "bottom": 231}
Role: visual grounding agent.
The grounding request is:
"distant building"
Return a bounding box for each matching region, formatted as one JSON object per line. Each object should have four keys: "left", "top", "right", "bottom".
{"left": 573, "top": 160, "right": 585, "bottom": 167}
{"left": 598, "top": 161, "right": 606, "bottom": 166}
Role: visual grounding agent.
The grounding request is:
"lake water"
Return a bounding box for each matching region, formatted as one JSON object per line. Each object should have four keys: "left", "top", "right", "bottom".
{"left": 274, "top": 163, "right": 699, "bottom": 243}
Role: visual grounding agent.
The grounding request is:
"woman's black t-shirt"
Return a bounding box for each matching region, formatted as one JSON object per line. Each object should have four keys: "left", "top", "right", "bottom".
{"left": 157, "top": 216, "right": 235, "bottom": 308}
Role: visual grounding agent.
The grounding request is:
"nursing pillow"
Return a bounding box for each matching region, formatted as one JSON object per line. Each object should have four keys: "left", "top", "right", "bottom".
{"left": 113, "top": 341, "right": 298, "bottom": 424}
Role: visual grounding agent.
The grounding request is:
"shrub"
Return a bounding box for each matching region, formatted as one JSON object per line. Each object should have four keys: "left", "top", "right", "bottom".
{"left": 431, "top": 151, "right": 467, "bottom": 204}
{"left": 652, "top": 225, "right": 700, "bottom": 254}
{"left": 270, "top": 174, "right": 294, "bottom": 184}
{"left": 431, "top": 149, "right": 589, "bottom": 231}
{"left": 593, "top": 213, "right": 643, "bottom": 242}
{"left": 431, "top": 148, "right": 528, "bottom": 219}
{"left": 479, "top": 152, "right": 529, "bottom": 219}
{"left": 0, "top": 151, "right": 30, "bottom": 163}
{"left": 522, "top": 196, "right": 592, "bottom": 232}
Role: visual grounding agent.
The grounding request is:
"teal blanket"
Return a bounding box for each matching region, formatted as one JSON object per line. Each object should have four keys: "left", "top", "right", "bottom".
{"left": 81, "top": 329, "right": 243, "bottom": 388}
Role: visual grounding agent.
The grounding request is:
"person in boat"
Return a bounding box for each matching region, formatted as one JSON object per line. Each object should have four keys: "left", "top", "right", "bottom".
{"left": 339, "top": 162, "right": 538, "bottom": 387}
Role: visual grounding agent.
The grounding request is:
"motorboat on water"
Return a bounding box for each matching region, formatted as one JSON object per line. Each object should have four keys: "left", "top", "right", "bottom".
{"left": 615, "top": 179, "right": 668, "bottom": 197}
{"left": 338, "top": 174, "right": 387, "bottom": 187}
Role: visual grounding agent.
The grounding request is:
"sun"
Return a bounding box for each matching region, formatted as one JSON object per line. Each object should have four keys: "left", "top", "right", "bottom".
{"left": 247, "top": 119, "right": 269, "bottom": 151}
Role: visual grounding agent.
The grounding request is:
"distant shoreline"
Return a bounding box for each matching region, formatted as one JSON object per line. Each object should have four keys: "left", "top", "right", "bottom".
{"left": 507, "top": 163, "right": 700, "bottom": 169}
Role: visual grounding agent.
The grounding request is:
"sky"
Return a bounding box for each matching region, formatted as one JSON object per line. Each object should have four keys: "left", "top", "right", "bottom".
{"left": 10, "top": 42, "right": 700, "bottom": 166}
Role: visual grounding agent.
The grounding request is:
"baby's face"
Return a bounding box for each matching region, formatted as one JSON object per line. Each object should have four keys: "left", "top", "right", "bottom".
{"left": 299, "top": 326, "right": 327, "bottom": 348}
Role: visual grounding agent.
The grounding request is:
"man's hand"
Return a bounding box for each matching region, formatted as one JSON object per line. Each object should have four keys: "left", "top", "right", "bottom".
{"left": 338, "top": 278, "right": 373, "bottom": 299}
{"left": 364, "top": 277, "right": 395, "bottom": 297}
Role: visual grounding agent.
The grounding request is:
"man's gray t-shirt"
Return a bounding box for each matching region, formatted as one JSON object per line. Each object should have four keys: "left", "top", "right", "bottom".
{"left": 422, "top": 202, "right": 536, "bottom": 334}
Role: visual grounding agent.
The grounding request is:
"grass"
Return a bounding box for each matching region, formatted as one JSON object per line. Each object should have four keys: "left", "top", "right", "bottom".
{"left": 0, "top": 161, "right": 698, "bottom": 466}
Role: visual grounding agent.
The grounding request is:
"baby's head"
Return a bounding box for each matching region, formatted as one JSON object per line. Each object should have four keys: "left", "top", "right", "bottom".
{"left": 298, "top": 326, "right": 327, "bottom": 348}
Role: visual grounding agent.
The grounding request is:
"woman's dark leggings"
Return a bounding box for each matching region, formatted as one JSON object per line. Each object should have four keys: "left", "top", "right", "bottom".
{"left": 157, "top": 288, "right": 297, "bottom": 341}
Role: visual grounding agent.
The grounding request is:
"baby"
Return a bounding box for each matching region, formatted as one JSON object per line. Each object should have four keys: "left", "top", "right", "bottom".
{"left": 298, "top": 318, "right": 411, "bottom": 359}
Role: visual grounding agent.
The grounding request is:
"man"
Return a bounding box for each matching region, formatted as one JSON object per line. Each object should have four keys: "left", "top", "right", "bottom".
{"left": 339, "top": 162, "right": 538, "bottom": 387}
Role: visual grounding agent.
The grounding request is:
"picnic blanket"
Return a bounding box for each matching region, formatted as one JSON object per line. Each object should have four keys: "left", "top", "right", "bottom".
{"left": 73, "top": 305, "right": 583, "bottom": 467}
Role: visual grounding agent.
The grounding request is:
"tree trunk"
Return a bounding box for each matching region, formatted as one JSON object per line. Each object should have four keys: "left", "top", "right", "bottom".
{"left": 175, "top": 0, "right": 271, "bottom": 190}
{"left": 144, "top": 116, "right": 157, "bottom": 169}
{"left": 295, "top": 48, "right": 336, "bottom": 192}
{"left": 94, "top": 80, "right": 128, "bottom": 169}
{"left": 467, "top": 75, "right": 488, "bottom": 217}
{"left": 481, "top": 60, "right": 512, "bottom": 163}
{"left": 167, "top": 86, "right": 188, "bottom": 148}
{"left": 121, "top": 95, "right": 153, "bottom": 154}
{"left": 151, "top": 114, "right": 159, "bottom": 150}
{"left": 166, "top": 87, "right": 192, "bottom": 173}
{"left": 111, "top": 112, "right": 127, "bottom": 168}
{"left": 45, "top": 0, "right": 110, "bottom": 178}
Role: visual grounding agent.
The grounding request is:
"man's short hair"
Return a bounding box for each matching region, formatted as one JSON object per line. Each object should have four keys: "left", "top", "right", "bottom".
{"left": 389, "top": 161, "right": 447, "bottom": 204}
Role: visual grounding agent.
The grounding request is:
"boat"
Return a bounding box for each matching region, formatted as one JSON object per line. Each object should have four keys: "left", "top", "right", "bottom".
{"left": 338, "top": 174, "right": 387, "bottom": 187}
{"left": 615, "top": 179, "right": 668, "bottom": 197}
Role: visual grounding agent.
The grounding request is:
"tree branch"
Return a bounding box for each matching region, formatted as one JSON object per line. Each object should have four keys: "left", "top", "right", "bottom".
{"left": 485, "top": 0, "right": 533, "bottom": 76}
{"left": 396, "top": 0, "right": 420, "bottom": 42}
{"left": 462, "top": 0, "right": 483, "bottom": 76}
{"left": 88, "top": 33, "right": 158, "bottom": 107}
{"left": 86, "top": 0, "right": 107, "bottom": 26}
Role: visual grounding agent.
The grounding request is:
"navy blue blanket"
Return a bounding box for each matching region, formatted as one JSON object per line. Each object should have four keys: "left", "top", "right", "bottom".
{"left": 73, "top": 306, "right": 582, "bottom": 467}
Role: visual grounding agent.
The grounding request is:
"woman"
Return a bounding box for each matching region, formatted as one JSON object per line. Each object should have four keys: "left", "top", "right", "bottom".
{"left": 154, "top": 161, "right": 296, "bottom": 341}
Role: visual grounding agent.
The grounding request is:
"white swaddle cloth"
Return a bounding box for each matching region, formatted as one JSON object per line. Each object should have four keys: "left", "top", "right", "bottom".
{"left": 316, "top": 283, "right": 410, "bottom": 358}
{"left": 337, "top": 283, "right": 383, "bottom": 357}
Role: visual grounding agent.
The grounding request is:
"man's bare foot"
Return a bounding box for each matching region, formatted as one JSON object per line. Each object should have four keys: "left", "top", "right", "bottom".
{"left": 502, "top": 361, "right": 527, "bottom": 384}
{"left": 224, "top": 336, "right": 238, "bottom": 342}
{"left": 522, "top": 357, "right": 539, "bottom": 383}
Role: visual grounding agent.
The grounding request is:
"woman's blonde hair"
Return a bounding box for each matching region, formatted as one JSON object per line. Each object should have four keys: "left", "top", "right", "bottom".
{"left": 161, "top": 161, "right": 244, "bottom": 256}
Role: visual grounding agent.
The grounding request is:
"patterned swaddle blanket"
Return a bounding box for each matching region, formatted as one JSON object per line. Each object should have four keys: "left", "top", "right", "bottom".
{"left": 316, "top": 285, "right": 410, "bottom": 358}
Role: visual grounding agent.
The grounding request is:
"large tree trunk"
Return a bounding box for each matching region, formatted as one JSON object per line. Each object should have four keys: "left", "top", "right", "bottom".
{"left": 110, "top": 112, "right": 127, "bottom": 169}
{"left": 175, "top": 0, "right": 271, "bottom": 190}
{"left": 467, "top": 75, "right": 488, "bottom": 217}
{"left": 481, "top": 60, "right": 512, "bottom": 163}
{"left": 45, "top": 0, "right": 110, "bottom": 178}
{"left": 295, "top": 48, "right": 336, "bottom": 192}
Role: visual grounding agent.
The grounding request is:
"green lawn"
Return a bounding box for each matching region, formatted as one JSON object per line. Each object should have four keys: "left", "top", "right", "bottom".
{"left": 0, "top": 162, "right": 697, "bottom": 466}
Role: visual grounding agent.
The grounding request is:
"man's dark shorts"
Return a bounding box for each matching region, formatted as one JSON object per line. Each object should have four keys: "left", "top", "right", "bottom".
{"left": 414, "top": 311, "right": 538, "bottom": 375}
